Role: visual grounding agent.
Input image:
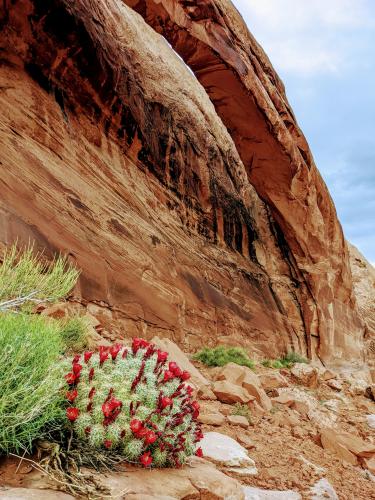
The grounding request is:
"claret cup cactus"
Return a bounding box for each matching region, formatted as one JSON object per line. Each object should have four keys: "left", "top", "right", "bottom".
{"left": 64, "top": 338, "right": 203, "bottom": 467}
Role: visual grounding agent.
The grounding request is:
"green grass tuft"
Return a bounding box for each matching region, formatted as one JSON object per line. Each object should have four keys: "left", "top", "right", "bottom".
{"left": 0, "top": 243, "right": 79, "bottom": 312}
{"left": 193, "top": 346, "right": 255, "bottom": 369}
{"left": 0, "top": 312, "right": 66, "bottom": 454}
{"left": 261, "top": 351, "right": 308, "bottom": 369}
{"left": 232, "top": 403, "right": 252, "bottom": 424}
{"left": 59, "top": 316, "right": 90, "bottom": 352}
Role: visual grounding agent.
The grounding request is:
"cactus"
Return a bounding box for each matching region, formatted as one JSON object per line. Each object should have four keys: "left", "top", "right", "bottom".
{"left": 63, "top": 338, "right": 203, "bottom": 467}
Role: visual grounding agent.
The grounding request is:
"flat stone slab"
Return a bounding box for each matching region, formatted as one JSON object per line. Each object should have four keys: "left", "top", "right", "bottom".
{"left": 200, "top": 431, "right": 256, "bottom": 468}
{"left": 243, "top": 486, "right": 301, "bottom": 500}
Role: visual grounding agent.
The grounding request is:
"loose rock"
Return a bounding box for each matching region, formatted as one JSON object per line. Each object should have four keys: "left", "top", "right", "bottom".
{"left": 212, "top": 380, "right": 254, "bottom": 404}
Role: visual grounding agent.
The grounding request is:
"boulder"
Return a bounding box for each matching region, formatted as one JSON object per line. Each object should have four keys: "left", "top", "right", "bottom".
{"left": 259, "top": 372, "right": 289, "bottom": 391}
{"left": 212, "top": 380, "right": 253, "bottom": 404}
{"left": 216, "top": 364, "right": 272, "bottom": 410}
{"left": 200, "top": 432, "right": 256, "bottom": 470}
{"left": 309, "top": 478, "right": 338, "bottom": 500}
{"left": 152, "top": 337, "right": 209, "bottom": 389}
{"left": 243, "top": 486, "right": 301, "bottom": 499}
{"left": 242, "top": 372, "right": 272, "bottom": 411}
{"left": 102, "top": 458, "right": 244, "bottom": 499}
{"left": 198, "top": 413, "right": 226, "bottom": 426}
{"left": 320, "top": 429, "right": 375, "bottom": 464}
{"left": 227, "top": 415, "right": 249, "bottom": 428}
{"left": 271, "top": 393, "right": 296, "bottom": 407}
{"left": 215, "top": 362, "right": 247, "bottom": 385}
{"left": 197, "top": 386, "right": 217, "bottom": 401}
{"left": 290, "top": 364, "right": 318, "bottom": 388}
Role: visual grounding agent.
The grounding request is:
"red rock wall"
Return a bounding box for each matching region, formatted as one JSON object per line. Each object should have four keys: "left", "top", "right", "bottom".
{"left": 0, "top": 0, "right": 365, "bottom": 366}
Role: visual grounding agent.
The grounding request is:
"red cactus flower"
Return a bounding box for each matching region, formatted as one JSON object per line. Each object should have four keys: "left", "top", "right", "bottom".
{"left": 99, "top": 350, "right": 109, "bottom": 365}
{"left": 110, "top": 343, "right": 122, "bottom": 360}
{"left": 66, "top": 407, "right": 79, "bottom": 421}
{"left": 132, "top": 337, "right": 149, "bottom": 354}
{"left": 157, "top": 350, "right": 168, "bottom": 363}
{"left": 137, "top": 427, "right": 148, "bottom": 439}
{"left": 140, "top": 451, "right": 153, "bottom": 467}
{"left": 99, "top": 345, "right": 110, "bottom": 353}
{"left": 102, "top": 397, "right": 122, "bottom": 417}
{"left": 169, "top": 361, "right": 178, "bottom": 373}
{"left": 181, "top": 371, "right": 190, "bottom": 381}
{"left": 132, "top": 337, "right": 141, "bottom": 354}
{"left": 104, "top": 440, "right": 112, "bottom": 449}
{"left": 144, "top": 345, "right": 155, "bottom": 359}
{"left": 145, "top": 430, "right": 157, "bottom": 444}
{"left": 65, "top": 372, "right": 77, "bottom": 385}
{"left": 66, "top": 389, "right": 78, "bottom": 402}
{"left": 195, "top": 447, "right": 203, "bottom": 458}
{"left": 89, "top": 367, "right": 95, "bottom": 381}
{"left": 72, "top": 363, "right": 82, "bottom": 375}
{"left": 160, "top": 396, "right": 172, "bottom": 409}
{"left": 130, "top": 419, "right": 143, "bottom": 434}
{"left": 186, "top": 385, "right": 194, "bottom": 395}
{"left": 84, "top": 351, "right": 93, "bottom": 363}
{"left": 73, "top": 354, "right": 81, "bottom": 364}
{"left": 173, "top": 366, "right": 182, "bottom": 378}
{"left": 163, "top": 370, "right": 174, "bottom": 382}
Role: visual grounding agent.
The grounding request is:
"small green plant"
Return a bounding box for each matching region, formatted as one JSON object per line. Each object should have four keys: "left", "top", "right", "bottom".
{"left": 0, "top": 243, "right": 79, "bottom": 312}
{"left": 232, "top": 403, "right": 252, "bottom": 424}
{"left": 63, "top": 338, "right": 203, "bottom": 468}
{"left": 261, "top": 351, "right": 308, "bottom": 369}
{"left": 280, "top": 351, "right": 308, "bottom": 367}
{"left": 0, "top": 313, "right": 65, "bottom": 453}
{"left": 59, "top": 316, "right": 90, "bottom": 352}
{"left": 193, "top": 346, "right": 255, "bottom": 369}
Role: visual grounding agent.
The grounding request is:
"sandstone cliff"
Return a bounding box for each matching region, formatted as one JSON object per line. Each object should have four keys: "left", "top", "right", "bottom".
{"left": 0, "top": 0, "right": 365, "bottom": 366}
{"left": 348, "top": 243, "right": 375, "bottom": 374}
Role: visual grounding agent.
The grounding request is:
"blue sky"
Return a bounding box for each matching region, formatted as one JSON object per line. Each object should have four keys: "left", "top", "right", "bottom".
{"left": 233, "top": 0, "right": 375, "bottom": 264}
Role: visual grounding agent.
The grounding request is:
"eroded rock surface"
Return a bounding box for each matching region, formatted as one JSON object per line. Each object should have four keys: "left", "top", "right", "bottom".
{"left": 0, "top": 0, "right": 365, "bottom": 366}
{"left": 122, "top": 0, "right": 365, "bottom": 366}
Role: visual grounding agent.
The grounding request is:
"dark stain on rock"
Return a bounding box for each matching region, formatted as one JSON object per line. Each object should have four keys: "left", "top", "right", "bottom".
{"left": 108, "top": 218, "right": 131, "bottom": 238}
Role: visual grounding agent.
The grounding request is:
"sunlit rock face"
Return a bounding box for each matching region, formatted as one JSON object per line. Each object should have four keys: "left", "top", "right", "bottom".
{"left": 0, "top": 0, "right": 365, "bottom": 366}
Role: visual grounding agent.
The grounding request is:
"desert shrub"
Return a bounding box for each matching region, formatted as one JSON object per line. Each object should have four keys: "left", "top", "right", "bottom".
{"left": 261, "top": 351, "right": 308, "bottom": 369}
{"left": 63, "top": 338, "right": 203, "bottom": 468}
{"left": 261, "top": 359, "right": 284, "bottom": 369}
{"left": 0, "top": 243, "right": 79, "bottom": 312}
{"left": 59, "top": 316, "right": 90, "bottom": 353}
{"left": 0, "top": 313, "right": 65, "bottom": 453}
{"left": 232, "top": 403, "right": 252, "bottom": 424}
{"left": 281, "top": 351, "right": 308, "bottom": 366}
{"left": 193, "top": 346, "right": 255, "bottom": 369}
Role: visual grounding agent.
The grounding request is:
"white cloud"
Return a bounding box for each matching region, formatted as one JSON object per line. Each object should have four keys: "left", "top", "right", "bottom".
{"left": 233, "top": 0, "right": 374, "bottom": 76}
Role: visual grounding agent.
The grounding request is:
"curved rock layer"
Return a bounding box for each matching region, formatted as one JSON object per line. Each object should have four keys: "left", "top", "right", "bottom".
{"left": 0, "top": 0, "right": 364, "bottom": 365}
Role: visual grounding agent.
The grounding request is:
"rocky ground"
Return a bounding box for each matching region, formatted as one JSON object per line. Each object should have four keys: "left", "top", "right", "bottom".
{"left": 0, "top": 312, "right": 374, "bottom": 499}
